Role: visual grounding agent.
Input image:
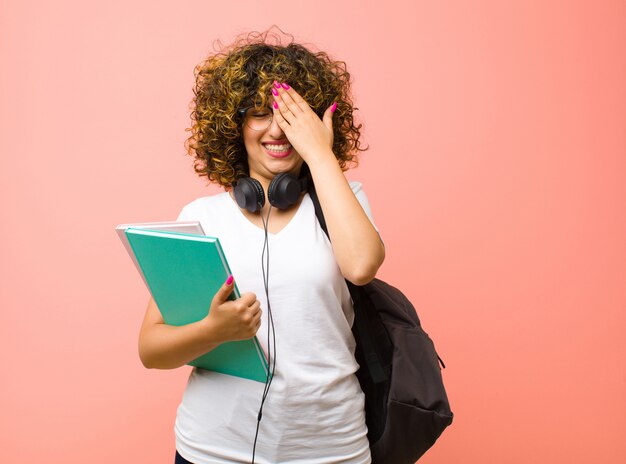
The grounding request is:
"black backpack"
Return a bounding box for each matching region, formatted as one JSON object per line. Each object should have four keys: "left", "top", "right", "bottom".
{"left": 309, "top": 184, "right": 454, "bottom": 464}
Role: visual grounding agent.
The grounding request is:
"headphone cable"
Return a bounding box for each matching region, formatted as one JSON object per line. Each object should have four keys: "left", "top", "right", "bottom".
{"left": 251, "top": 205, "right": 277, "bottom": 463}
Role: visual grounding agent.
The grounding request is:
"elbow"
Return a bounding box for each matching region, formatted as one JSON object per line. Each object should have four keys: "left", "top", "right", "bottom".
{"left": 344, "top": 252, "right": 385, "bottom": 286}
{"left": 138, "top": 343, "right": 178, "bottom": 370}
{"left": 345, "top": 263, "right": 379, "bottom": 285}
{"left": 138, "top": 340, "right": 159, "bottom": 369}
{"left": 139, "top": 353, "right": 171, "bottom": 370}
{"left": 141, "top": 360, "right": 155, "bottom": 370}
{"left": 346, "top": 272, "right": 376, "bottom": 286}
{"left": 138, "top": 349, "right": 155, "bottom": 369}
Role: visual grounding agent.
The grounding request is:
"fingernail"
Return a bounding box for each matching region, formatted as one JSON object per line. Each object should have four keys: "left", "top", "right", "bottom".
{"left": 226, "top": 275, "right": 234, "bottom": 285}
{"left": 281, "top": 82, "right": 290, "bottom": 89}
{"left": 331, "top": 101, "right": 337, "bottom": 113}
{"left": 273, "top": 101, "right": 278, "bottom": 109}
{"left": 273, "top": 80, "right": 281, "bottom": 88}
{"left": 271, "top": 88, "right": 279, "bottom": 96}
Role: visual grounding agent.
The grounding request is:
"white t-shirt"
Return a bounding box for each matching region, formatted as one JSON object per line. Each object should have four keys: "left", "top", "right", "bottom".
{"left": 174, "top": 181, "right": 378, "bottom": 464}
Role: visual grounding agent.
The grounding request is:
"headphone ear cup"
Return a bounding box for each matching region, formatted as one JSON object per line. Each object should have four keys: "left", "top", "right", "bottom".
{"left": 268, "top": 172, "right": 302, "bottom": 210}
{"left": 234, "top": 177, "right": 265, "bottom": 213}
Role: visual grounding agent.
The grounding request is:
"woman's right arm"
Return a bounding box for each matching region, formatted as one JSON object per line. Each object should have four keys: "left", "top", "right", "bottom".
{"left": 138, "top": 277, "right": 262, "bottom": 369}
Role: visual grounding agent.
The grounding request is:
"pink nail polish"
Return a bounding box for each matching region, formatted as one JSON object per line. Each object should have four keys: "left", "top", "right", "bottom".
{"left": 281, "top": 82, "right": 290, "bottom": 89}
{"left": 226, "top": 275, "right": 234, "bottom": 285}
{"left": 271, "top": 88, "right": 278, "bottom": 96}
{"left": 273, "top": 80, "right": 281, "bottom": 88}
{"left": 273, "top": 101, "right": 279, "bottom": 109}
{"left": 331, "top": 101, "right": 337, "bottom": 113}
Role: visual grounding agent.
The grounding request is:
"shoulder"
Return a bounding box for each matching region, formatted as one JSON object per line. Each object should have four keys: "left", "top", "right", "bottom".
{"left": 348, "top": 180, "right": 371, "bottom": 207}
{"left": 181, "top": 191, "right": 230, "bottom": 210}
{"left": 348, "top": 180, "right": 364, "bottom": 195}
{"left": 177, "top": 192, "right": 231, "bottom": 220}
{"left": 347, "top": 180, "right": 379, "bottom": 232}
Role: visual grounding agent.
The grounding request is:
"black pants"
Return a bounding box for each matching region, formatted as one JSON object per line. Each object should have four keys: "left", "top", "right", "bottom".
{"left": 175, "top": 450, "right": 194, "bottom": 464}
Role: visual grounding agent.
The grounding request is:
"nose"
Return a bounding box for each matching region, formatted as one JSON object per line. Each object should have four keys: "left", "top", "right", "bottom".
{"left": 267, "top": 115, "right": 285, "bottom": 139}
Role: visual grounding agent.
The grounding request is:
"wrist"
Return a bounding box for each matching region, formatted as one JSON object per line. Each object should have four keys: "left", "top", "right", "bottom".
{"left": 302, "top": 147, "right": 335, "bottom": 166}
{"left": 306, "top": 149, "right": 340, "bottom": 174}
{"left": 307, "top": 150, "right": 343, "bottom": 180}
{"left": 198, "top": 316, "right": 225, "bottom": 346}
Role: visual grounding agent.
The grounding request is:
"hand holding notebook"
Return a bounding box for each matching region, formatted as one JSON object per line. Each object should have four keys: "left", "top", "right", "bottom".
{"left": 204, "top": 275, "right": 262, "bottom": 343}
{"left": 118, "top": 223, "right": 269, "bottom": 382}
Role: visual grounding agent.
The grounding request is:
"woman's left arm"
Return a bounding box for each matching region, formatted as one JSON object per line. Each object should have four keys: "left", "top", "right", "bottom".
{"left": 272, "top": 82, "right": 385, "bottom": 285}
{"left": 308, "top": 154, "right": 385, "bottom": 285}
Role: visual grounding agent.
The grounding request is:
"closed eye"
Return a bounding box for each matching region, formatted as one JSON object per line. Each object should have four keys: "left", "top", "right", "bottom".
{"left": 247, "top": 106, "right": 272, "bottom": 117}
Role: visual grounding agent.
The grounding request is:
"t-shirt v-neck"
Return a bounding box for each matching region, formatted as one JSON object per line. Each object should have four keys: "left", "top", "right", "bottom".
{"left": 226, "top": 191, "right": 309, "bottom": 238}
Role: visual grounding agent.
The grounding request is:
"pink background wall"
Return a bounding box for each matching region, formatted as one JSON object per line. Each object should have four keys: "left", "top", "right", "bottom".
{"left": 1, "top": 1, "right": 624, "bottom": 462}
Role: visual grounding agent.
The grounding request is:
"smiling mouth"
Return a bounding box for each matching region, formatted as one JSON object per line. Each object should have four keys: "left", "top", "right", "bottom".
{"left": 262, "top": 143, "right": 291, "bottom": 153}
{"left": 262, "top": 143, "right": 293, "bottom": 157}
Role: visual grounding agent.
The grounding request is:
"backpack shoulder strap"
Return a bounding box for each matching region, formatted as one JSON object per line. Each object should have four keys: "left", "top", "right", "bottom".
{"left": 308, "top": 180, "right": 387, "bottom": 384}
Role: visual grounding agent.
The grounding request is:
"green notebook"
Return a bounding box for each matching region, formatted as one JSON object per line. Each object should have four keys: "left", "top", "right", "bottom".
{"left": 125, "top": 228, "right": 269, "bottom": 382}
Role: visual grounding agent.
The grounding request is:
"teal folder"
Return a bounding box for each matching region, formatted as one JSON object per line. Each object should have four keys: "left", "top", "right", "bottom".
{"left": 125, "top": 228, "right": 269, "bottom": 382}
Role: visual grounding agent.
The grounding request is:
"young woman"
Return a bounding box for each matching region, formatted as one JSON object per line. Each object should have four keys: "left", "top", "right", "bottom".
{"left": 138, "top": 29, "right": 385, "bottom": 464}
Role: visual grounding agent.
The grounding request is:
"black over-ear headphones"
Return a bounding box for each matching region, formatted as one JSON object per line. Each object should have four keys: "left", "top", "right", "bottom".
{"left": 233, "top": 171, "right": 310, "bottom": 213}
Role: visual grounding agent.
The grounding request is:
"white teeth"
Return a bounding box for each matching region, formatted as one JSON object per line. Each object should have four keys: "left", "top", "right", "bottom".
{"left": 263, "top": 143, "right": 291, "bottom": 152}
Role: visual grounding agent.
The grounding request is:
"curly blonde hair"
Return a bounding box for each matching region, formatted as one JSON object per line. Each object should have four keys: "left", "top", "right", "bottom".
{"left": 184, "top": 27, "right": 367, "bottom": 188}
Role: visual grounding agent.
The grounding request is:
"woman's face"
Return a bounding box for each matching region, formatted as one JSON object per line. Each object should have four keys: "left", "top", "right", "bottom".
{"left": 242, "top": 105, "right": 304, "bottom": 185}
